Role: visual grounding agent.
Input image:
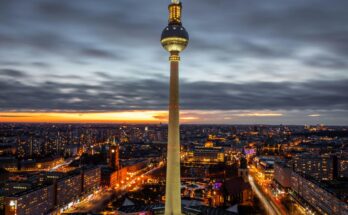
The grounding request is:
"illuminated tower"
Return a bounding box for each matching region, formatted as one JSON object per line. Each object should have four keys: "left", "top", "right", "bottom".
{"left": 109, "top": 137, "right": 120, "bottom": 171}
{"left": 161, "top": 0, "right": 189, "bottom": 214}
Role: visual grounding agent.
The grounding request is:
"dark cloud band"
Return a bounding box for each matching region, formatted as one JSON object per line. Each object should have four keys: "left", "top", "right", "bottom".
{"left": 0, "top": 72, "right": 347, "bottom": 111}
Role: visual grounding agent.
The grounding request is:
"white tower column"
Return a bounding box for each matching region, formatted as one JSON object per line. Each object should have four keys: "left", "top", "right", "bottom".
{"left": 161, "top": 0, "right": 188, "bottom": 213}
{"left": 165, "top": 53, "right": 181, "bottom": 215}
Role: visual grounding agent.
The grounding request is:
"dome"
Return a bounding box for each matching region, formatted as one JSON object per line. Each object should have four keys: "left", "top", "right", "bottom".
{"left": 161, "top": 25, "right": 189, "bottom": 53}
{"left": 161, "top": 25, "right": 189, "bottom": 41}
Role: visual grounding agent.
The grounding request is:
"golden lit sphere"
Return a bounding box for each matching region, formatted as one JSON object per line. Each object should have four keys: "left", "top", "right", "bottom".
{"left": 161, "top": 25, "right": 189, "bottom": 52}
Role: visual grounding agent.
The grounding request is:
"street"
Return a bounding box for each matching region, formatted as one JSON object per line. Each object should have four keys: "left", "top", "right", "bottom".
{"left": 248, "top": 175, "right": 282, "bottom": 215}
{"left": 63, "top": 161, "right": 163, "bottom": 214}
{"left": 248, "top": 166, "right": 306, "bottom": 215}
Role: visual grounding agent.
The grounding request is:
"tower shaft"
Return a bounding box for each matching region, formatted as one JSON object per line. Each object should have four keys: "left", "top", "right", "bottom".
{"left": 165, "top": 53, "right": 181, "bottom": 215}
{"left": 161, "top": 1, "right": 188, "bottom": 214}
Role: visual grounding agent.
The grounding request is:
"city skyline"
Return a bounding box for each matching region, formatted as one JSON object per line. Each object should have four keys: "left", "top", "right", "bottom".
{"left": 1, "top": 0, "right": 348, "bottom": 125}
{"left": 1, "top": 2, "right": 347, "bottom": 214}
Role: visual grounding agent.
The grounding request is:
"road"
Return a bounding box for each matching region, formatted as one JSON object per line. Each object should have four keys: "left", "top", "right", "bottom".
{"left": 63, "top": 162, "right": 163, "bottom": 214}
{"left": 248, "top": 175, "right": 282, "bottom": 215}
{"left": 49, "top": 156, "right": 79, "bottom": 172}
{"left": 249, "top": 165, "right": 307, "bottom": 215}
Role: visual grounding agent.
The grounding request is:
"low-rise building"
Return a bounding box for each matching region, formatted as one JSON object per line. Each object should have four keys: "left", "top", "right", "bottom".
{"left": 221, "top": 177, "right": 253, "bottom": 206}
{"left": 254, "top": 156, "right": 274, "bottom": 180}
{"left": 186, "top": 141, "right": 225, "bottom": 164}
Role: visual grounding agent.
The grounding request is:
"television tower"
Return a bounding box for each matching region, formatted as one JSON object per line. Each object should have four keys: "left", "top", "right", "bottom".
{"left": 161, "top": 0, "right": 189, "bottom": 214}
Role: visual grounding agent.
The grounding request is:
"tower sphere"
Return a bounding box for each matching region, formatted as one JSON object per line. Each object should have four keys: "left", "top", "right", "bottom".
{"left": 161, "top": 25, "right": 189, "bottom": 53}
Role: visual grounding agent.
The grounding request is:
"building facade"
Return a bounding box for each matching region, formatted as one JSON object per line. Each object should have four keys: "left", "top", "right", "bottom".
{"left": 4, "top": 184, "right": 55, "bottom": 215}
{"left": 293, "top": 153, "right": 335, "bottom": 181}
{"left": 186, "top": 142, "right": 225, "bottom": 164}
{"left": 56, "top": 171, "right": 82, "bottom": 207}
{"left": 291, "top": 171, "right": 348, "bottom": 215}
{"left": 82, "top": 166, "right": 100, "bottom": 195}
{"left": 274, "top": 162, "right": 292, "bottom": 189}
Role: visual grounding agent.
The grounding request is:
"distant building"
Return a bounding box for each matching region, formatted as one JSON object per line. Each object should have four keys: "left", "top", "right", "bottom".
{"left": 338, "top": 153, "right": 348, "bottom": 178}
{"left": 0, "top": 157, "right": 17, "bottom": 171}
{"left": 293, "top": 153, "right": 336, "bottom": 181}
{"left": 254, "top": 156, "right": 274, "bottom": 180}
{"left": 186, "top": 141, "right": 225, "bottom": 164}
{"left": 64, "top": 144, "right": 79, "bottom": 157}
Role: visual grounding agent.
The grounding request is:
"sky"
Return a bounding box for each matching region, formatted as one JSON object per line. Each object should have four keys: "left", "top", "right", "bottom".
{"left": 0, "top": 0, "right": 348, "bottom": 125}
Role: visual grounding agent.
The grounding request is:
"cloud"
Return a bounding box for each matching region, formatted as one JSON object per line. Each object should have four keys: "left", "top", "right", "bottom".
{"left": 0, "top": 69, "right": 27, "bottom": 78}
{"left": 234, "top": 113, "right": 283, "bottom": 117}
{"left": 2, "top": 0, "right": 347, "bottom": 65}
{"left": 152, "top": 114, "right": 167, "bottom": 121}
{"left": 0, "top": 72, "right": 347, "bottom": 112}
{"left": 302, "top": 54, "right": 348, "bottom": 69}
{"left": 80, "top": 48, "right": 118, "bottom": 59}
{"left": 94, "top": 71, "right": 113, "bottom": 79}
{"left": 31, "top": 62, "right": 50, "bottom": 68}
{"left": 0, "top": 0, "right": 348, "bottom": 124}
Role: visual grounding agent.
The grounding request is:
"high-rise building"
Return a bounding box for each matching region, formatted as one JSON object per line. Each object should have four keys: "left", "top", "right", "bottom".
{"left": 274, "top": 161, "right": 292, "bottom": 189}
{"left": 291, "top": 171, "right": 348, "bottom": 215}
{"left": 160, "top": 0, "right": 189, "bottom": 214}
{"left": 82, "top": 166, "right": 101, "bottom": 195}
{"left": 293, "top": 153, "right": 337, "bottom": 181}
{"left": 337, "top": 153, "right": 348, "bottom": 178}
{"left": 4, "top": 184, "right": 55, "bottom": 215}
{"left": 55, "top": 171, "right": 82, "bottom": 207}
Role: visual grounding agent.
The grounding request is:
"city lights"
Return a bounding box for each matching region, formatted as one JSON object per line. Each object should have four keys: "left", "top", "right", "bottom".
{"left": 0, "top": 0, "right": 347, "bottom": 215}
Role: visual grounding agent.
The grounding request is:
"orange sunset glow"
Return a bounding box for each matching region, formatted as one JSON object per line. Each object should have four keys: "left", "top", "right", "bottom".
{"left": 0, "top": 111, "right": 201, "bottom": 123}
{"left": 0, "top": 111, "right": 287, "bottom": 123}
{"left": 0, "top": 111, "right": 167, "bottom": 123}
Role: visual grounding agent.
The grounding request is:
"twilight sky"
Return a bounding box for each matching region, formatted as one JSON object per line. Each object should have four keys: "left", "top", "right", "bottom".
{"left": 0, "top": 0, "right": 348, "bottom": 125}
